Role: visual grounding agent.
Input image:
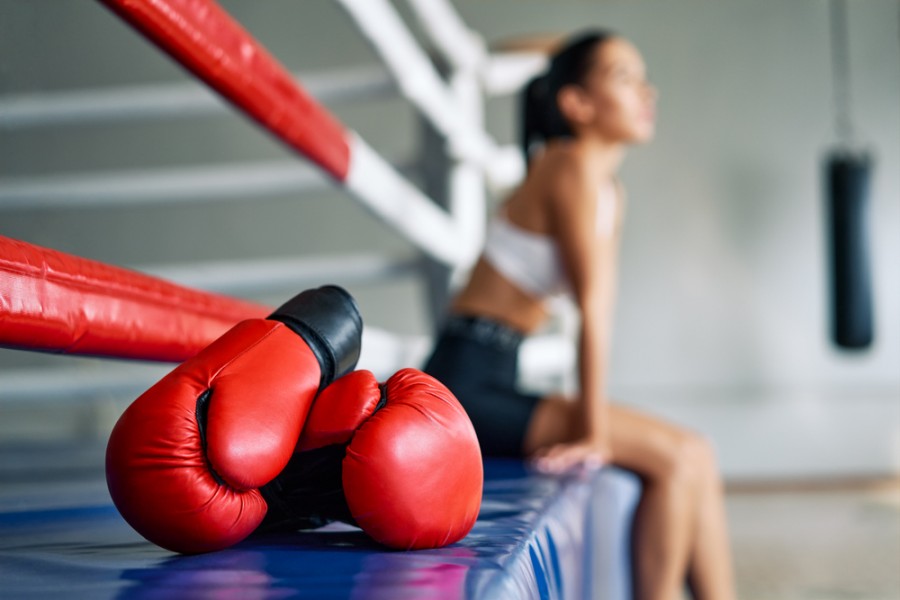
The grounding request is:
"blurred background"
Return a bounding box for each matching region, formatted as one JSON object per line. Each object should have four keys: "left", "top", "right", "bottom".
{"left": 1, "top": 1, "right": 898, "bottom": 598}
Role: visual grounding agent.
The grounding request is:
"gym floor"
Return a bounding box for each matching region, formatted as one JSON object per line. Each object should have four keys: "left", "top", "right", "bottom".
{"left": 727, "top": 480, "right": 900, "bottom": 600}
{"left": 2, "top": 440, "right": 898, "bottom": 599}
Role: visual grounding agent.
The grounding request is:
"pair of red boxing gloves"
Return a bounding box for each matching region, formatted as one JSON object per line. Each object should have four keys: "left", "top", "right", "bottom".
{"left": 106, "top": 286, "right": 483, "bottom": 554}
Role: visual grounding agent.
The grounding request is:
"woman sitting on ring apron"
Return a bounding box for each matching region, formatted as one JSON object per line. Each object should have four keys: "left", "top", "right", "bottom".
{"left": 423, "top": 30, "right": 736, "bottom": 600}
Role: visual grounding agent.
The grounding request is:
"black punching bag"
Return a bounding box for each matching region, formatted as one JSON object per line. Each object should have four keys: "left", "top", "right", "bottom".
{"left": 825, "top": 151, "right": 874, "bottom": 349}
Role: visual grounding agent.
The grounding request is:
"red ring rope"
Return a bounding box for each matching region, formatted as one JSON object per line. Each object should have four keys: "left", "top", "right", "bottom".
{"left": 0, "top": 235, "right": 269, "bottom": 362}
{"left": 99, "top": 0, "right": 352, "bottom": 181}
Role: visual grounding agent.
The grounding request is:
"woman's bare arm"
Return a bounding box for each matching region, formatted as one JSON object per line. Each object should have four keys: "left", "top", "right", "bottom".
{"left": 532, "top": 150, "right": 619, "bottom": 470}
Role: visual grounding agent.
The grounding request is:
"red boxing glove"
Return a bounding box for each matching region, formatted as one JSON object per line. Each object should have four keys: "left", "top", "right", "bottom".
{"left": 258, "top": 368, "right": 483, "bottom": 549}
{"left": 106, "top": 286, "right": 362, "bottom": 554}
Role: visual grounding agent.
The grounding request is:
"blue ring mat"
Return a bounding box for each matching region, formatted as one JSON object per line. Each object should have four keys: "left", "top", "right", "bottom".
{"left": 0, "top": 445, "right": 640, "bottom": 599}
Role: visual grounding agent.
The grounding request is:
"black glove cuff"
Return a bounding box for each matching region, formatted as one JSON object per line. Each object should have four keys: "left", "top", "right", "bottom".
{"left": 258, "top": 443, "right": 356, "bottom": 533}
{"left": 257, "top": 386, "right": 388, "bottom": 536}
{"left": 268, "top": 285, "right": 363, "bottom": 388}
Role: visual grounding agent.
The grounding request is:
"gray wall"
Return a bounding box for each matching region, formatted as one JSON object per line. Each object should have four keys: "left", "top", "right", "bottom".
{"left": 1, "top": 1, "right": 898, "bottom": 478}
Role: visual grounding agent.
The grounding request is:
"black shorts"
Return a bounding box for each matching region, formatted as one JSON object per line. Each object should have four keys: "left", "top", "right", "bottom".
{"left": 422, "top": 315, "right": 542, "bottom": 457}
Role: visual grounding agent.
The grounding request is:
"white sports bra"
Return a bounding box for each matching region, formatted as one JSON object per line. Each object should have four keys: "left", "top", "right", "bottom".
{"left": 483, "top": 182, "right": 617, "bottom": 299}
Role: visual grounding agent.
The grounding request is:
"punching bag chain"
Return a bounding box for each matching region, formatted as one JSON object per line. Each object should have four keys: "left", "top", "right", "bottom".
{"left": 830, "top": 0, "right": 854, "bottom": 147}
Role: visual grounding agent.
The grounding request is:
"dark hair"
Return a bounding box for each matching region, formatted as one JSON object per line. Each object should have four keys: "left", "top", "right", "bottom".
{"left": 521, "top": 30, "right": 616, "bottom": 161}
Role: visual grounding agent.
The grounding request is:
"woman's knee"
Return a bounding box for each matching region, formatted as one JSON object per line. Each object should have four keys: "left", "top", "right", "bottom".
{"left": 659, "top": 431, "right": 720, "bottom": 485}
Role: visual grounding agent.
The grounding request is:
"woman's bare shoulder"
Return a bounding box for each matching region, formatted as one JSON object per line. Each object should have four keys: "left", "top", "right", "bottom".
{"left": 533, "top": 143, "right": 595, "bottom": 191}
{"left": 530, "top": 143, "right": 597, "bottom": 217}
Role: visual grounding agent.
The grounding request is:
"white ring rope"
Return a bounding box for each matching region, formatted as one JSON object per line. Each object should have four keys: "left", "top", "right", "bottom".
{"left": 346, "top": 132, "right": 477, "bottom": 266}
{"left": 404, "top": 0, "right": 489, "bottom": 74}
{"left": 402, "top": 0, "right": 548, "bottom": 95}
{"left": 0, "top": 66, "right": 395, "bottom": 130}
{"left": 142, "top": 253, "right": 421, "bottom": 295}
{"left": 0, "top": 161, "right": 328, "bottom": 209}
{"left": 334, "top": 0, "right": 524, "bottom": 190}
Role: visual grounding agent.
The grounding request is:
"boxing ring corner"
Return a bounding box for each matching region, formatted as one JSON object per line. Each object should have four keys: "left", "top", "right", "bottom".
{"left": 0, "top": 0, "right": 640, "bottom": 597}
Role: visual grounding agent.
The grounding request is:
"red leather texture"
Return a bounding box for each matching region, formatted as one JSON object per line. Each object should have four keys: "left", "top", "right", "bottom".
{"left": 106, "top": 320, "right": 321, "bottom": 554}
{"left": 343, "top": 368, "right": 483, "bottom": 550}
{"left": 298, "top": 370, "right": 382, "bottom": 452}
{"left": 0, "top": 235, "right": 268, "bottom": 362}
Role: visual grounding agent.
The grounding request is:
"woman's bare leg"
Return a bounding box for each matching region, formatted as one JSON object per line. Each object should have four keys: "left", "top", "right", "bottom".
{"left": 523, "top": 397, "right": 736, "bottom": 600}
{"left": 684, "top": 440, "right": 735, "bottom": 599}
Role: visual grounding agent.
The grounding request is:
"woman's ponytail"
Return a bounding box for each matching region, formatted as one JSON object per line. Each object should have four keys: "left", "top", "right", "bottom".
{"left": 521, "top": 74, "right": 550, "bottom": 163}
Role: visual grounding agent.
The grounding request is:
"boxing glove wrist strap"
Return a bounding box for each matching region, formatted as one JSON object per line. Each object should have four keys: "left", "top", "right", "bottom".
{"left": 268, "top": 285, "right": 363, "bottom": 387}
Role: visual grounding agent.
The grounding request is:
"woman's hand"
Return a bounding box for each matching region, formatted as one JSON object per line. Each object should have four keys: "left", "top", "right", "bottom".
{"left": 530, "top": 436, "right": 610, "bottom": 475}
